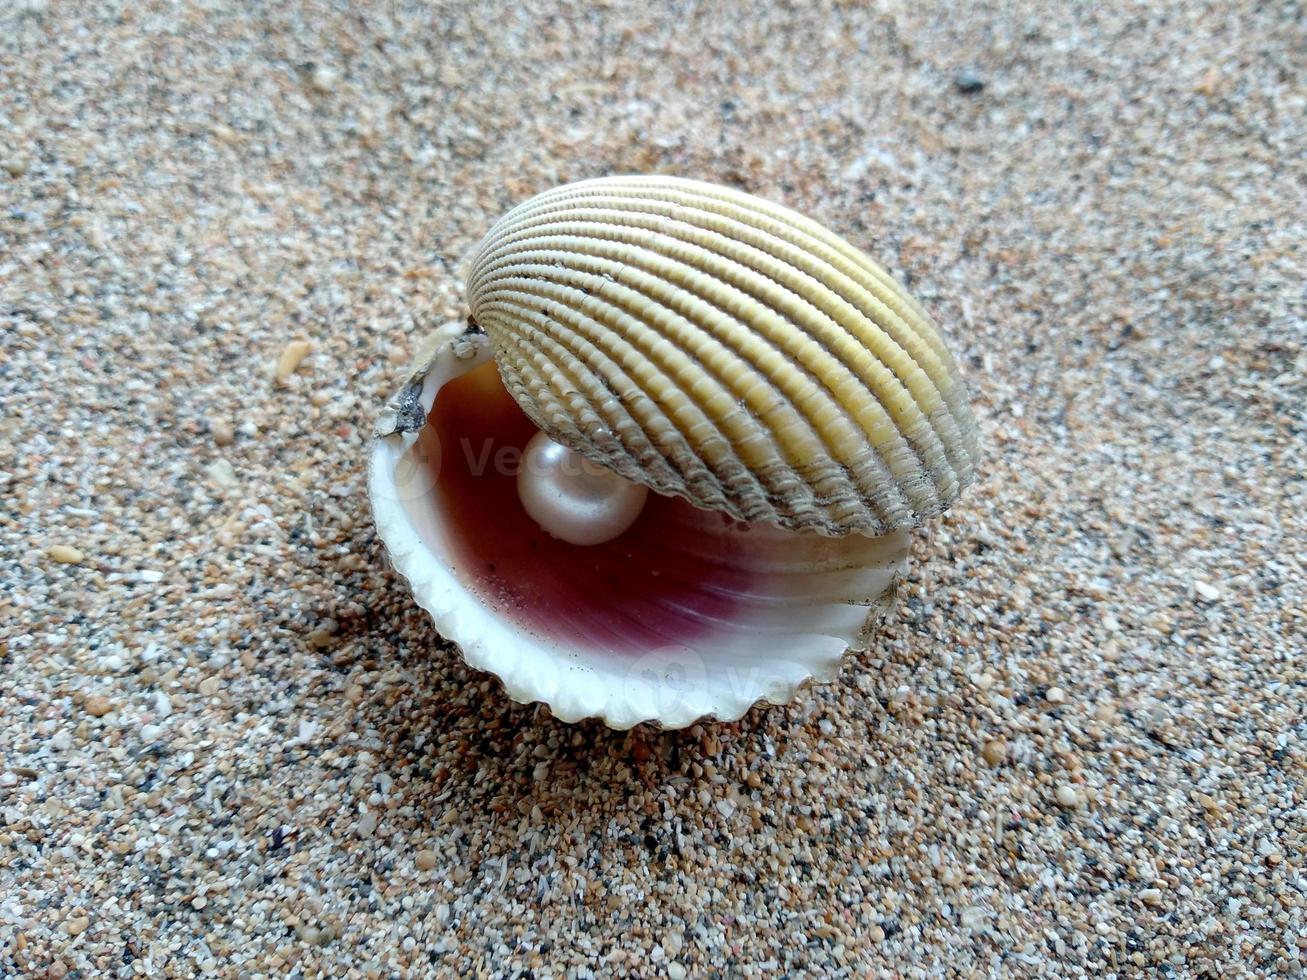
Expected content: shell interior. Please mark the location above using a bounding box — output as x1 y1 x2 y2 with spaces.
370 322 910 729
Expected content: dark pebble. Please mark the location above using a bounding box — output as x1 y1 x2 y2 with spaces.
955 71 985 94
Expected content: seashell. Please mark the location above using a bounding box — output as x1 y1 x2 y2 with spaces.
370 176 977 729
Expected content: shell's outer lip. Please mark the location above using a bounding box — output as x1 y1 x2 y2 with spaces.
373 320 491 440
369 323 911 730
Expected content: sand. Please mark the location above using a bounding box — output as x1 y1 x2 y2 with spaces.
2 1 1303 976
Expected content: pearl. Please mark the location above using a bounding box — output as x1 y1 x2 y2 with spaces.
517 431 648 546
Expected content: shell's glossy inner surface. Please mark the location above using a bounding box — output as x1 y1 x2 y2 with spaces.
410 361 901 654
420 361 752 649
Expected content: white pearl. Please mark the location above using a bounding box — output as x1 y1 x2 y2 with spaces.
517 431 648 546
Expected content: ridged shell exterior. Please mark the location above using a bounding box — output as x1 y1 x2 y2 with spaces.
466 175 978 535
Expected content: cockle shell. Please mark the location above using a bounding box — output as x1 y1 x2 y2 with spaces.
467 176 978 535
370 176 977 729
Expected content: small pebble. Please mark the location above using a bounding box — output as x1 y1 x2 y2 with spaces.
309 65 337 93
83 695 114 718
211 419 236 446
47 544 84 564
981 739 1006 766
206 458 240 490
1055 785 1081 809
307 627 336 649
954 70 985 94
1045 686 1067 705
415 849 438 871
358 811 378 837
1193 580 1221 602
276 339 312 381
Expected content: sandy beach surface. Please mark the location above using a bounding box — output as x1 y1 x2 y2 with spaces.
2 1 1303 976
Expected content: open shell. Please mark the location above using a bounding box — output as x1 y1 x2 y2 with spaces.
371 322 911 728
370 177 977 729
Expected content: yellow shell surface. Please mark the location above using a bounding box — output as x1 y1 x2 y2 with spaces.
465 176 978 535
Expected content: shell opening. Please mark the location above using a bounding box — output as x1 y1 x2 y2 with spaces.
517 431 649 546
370 325 915 728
